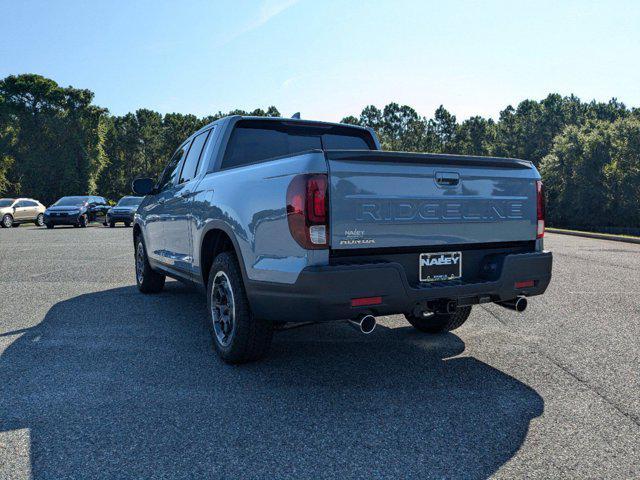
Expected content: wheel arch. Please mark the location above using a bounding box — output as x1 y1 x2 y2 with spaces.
199 223 248 288
133 222 143 248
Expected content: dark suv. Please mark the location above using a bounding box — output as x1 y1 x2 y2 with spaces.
105 196 142 227
44 196 110 228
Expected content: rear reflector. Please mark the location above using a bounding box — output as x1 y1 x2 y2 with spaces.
351 296 383 307
515 280 535 289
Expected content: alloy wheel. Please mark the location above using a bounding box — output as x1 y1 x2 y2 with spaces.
136 242 145 285
210 271 236 347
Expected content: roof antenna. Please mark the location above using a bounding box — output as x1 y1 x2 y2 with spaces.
291 112 301 119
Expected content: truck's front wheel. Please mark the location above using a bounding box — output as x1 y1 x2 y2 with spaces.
404 306 472 333
207 252 273 364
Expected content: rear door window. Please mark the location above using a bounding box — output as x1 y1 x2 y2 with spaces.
179 130 211 184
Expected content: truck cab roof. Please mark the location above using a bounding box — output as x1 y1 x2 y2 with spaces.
193 115 381 150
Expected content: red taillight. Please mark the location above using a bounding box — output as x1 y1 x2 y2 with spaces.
287 174 329 249
307 176 327 223
515 280 535 289
536 180 545 238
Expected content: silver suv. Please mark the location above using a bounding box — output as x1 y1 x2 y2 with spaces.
0 198 46 228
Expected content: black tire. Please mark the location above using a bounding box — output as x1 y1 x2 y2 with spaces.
79 215 88 228
207 251 273 364
404 306 472 333
35 213 44 226
2 214 13 228
135 237 165 293
109 222 115 228
45 223 54 229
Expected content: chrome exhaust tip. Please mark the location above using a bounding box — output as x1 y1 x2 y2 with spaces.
348 314 377 334
497 296 528 312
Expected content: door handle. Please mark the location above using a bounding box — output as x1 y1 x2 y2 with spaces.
435 172 460 186
180 190 202 199
157 198 166 205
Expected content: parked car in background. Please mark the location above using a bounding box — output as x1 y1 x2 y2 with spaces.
105 196 143 227
0 198 46 228
132 115 552 364
44 195 110 228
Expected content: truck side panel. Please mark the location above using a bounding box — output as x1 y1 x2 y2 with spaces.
190 151 329 285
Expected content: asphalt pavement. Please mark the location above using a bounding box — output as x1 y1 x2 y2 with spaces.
0 226 638 479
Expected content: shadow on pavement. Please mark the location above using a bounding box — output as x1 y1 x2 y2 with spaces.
0 284 543 479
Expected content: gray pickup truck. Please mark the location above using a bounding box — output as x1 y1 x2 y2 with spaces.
132 116 552 363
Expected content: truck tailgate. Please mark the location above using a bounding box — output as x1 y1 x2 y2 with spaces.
326 150 539 249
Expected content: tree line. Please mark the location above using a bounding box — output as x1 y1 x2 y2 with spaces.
1 73 639 231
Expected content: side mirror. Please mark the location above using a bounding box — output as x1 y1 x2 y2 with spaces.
132 178 155 196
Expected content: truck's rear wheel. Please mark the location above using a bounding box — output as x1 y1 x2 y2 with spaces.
207 251 273 364
404 306 472 333
135 238 165 293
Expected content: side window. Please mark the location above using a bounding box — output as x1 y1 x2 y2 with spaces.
24 200 38 207
157 143 189 191
16 200 26 207
179 129 211 184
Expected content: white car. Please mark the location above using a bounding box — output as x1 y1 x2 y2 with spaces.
0 198 47 228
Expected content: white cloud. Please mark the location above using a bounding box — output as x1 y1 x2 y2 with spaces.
226 0 299 44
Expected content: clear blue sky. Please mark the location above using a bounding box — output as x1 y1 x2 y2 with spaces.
1 0 639 121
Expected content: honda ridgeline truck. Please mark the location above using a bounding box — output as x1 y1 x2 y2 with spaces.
132 116 552 363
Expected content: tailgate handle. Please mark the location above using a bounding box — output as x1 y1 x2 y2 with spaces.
435 172 460 186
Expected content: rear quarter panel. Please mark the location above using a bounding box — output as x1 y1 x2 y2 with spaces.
191 151 329 284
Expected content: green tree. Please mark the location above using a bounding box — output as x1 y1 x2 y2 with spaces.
540 121 613 228
0 74 108 204
602 117 640 227
430 105 458 153
452 116 495 156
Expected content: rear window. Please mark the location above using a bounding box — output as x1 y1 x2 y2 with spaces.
221 120 375 169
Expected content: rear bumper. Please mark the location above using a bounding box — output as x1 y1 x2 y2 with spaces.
248 251 552 323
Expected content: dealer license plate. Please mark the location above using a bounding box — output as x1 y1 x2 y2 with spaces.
419 252 462 282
